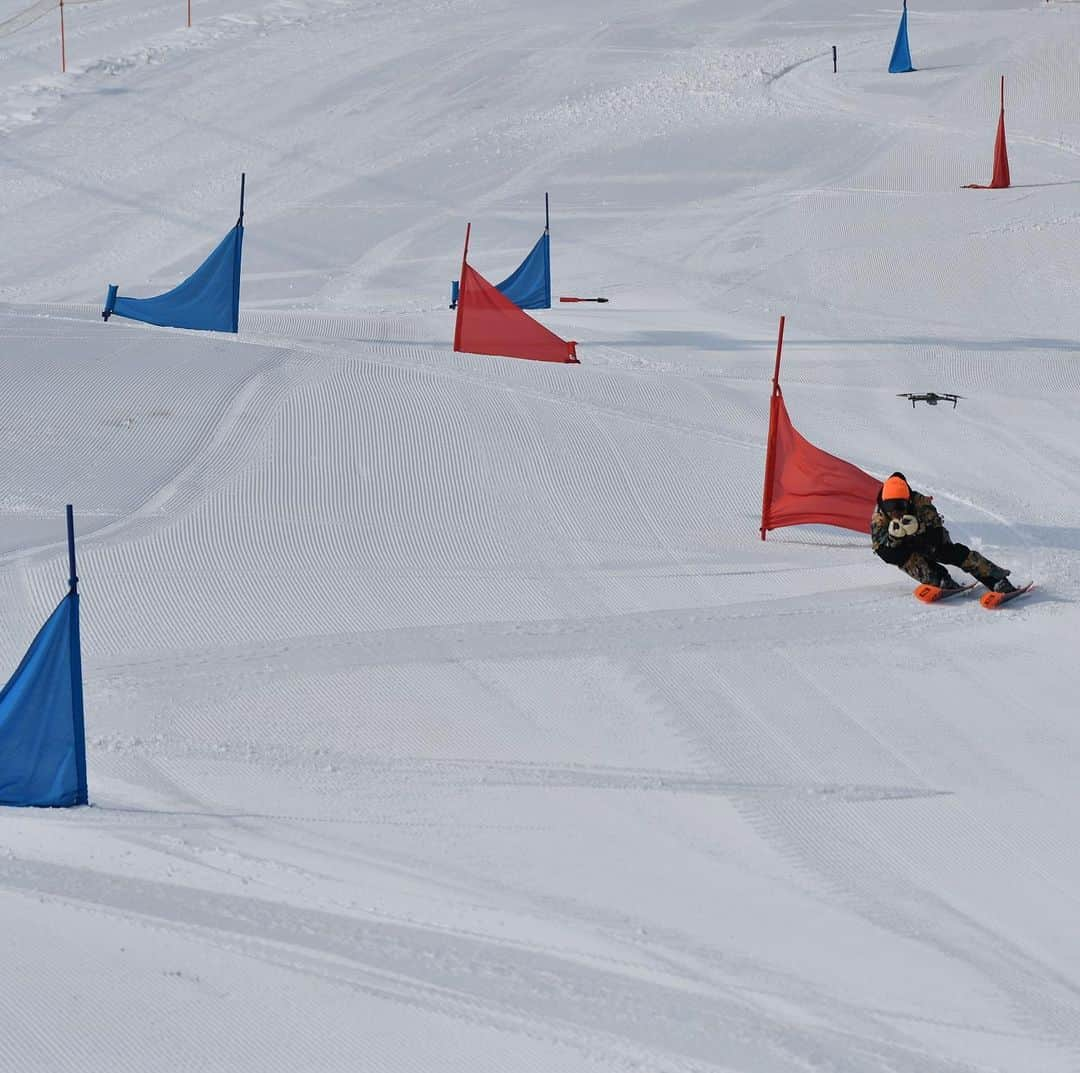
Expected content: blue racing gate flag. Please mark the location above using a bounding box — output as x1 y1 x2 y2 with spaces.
0 507 87 807
103 175 246 333
495 231 551 310
450 193 552 310
888 1 915 74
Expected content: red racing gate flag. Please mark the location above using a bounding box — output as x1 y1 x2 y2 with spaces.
964 76 1010 190
760 317 880 538
453 224 578 364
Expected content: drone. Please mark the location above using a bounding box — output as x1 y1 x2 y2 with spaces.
897 392 963 409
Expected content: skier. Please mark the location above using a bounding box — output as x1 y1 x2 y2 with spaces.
871 472 1016 593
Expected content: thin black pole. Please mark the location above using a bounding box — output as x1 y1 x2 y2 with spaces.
66 504 78 593
832 46 837 74
64 503 88 804
238 172 246 226
545 191 549 233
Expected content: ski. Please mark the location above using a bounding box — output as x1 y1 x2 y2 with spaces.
914 581 977 604
980 582 1035 610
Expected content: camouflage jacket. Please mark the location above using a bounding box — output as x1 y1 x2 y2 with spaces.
871 491 947 565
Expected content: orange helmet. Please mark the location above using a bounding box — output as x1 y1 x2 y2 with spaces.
881 474 911 502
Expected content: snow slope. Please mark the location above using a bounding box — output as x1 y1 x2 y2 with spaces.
2 0 1080 1070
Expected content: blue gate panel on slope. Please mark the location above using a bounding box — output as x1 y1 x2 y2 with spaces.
888 3 914 73
451 230 550 311
0 592 87 808
103 224 243 333
495 231 550 310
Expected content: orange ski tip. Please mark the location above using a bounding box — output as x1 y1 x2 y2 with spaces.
979 582 1034 609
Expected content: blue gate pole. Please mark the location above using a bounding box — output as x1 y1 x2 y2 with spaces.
65 504 88 804
66 503 78 593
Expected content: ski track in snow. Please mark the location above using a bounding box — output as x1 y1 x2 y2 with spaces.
3 1 1080 1071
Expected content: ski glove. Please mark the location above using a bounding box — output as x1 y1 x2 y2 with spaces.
888 515 919 539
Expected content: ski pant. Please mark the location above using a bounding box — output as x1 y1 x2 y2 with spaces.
895 540 1010 589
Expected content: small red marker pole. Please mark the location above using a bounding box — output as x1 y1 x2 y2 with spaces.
559 296 609 303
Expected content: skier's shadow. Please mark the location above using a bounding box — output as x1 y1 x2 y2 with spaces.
961 522 1080 553
952 523 1076 603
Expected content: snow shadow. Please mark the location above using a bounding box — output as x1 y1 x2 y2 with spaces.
961 522 1080 554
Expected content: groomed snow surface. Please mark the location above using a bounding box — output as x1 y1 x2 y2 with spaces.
2 0 1080 1070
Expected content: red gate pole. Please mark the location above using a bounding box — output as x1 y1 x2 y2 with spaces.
452 223 471 353
187 0 191 28
759 315 786 540
59 0 66 73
